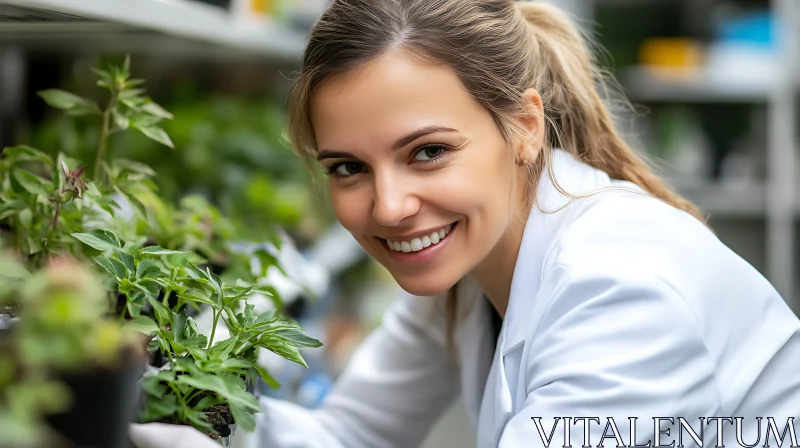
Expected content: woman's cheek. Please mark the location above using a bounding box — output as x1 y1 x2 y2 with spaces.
330 183 371 233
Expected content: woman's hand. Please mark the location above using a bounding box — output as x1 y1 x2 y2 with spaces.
129 423 222 448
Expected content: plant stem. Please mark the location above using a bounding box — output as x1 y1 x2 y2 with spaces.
50 200 60 235
224 308 238 331
94 92 117 182
207 310 219 349
162 288 172 307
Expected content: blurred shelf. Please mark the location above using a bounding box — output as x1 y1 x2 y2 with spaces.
669 178 767 217
0 0 307 60
621 66 773 103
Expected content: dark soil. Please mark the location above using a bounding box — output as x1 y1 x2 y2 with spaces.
156 402 233 440
205 404 233 438
0 303 19 318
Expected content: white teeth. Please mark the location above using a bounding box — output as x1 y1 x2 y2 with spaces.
422 236 431 248
385 223 455 253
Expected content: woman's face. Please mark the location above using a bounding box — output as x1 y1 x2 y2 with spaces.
311 49 528 297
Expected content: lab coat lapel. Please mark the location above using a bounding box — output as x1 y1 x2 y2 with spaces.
476 149 615 447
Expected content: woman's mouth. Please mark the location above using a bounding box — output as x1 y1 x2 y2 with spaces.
380 222 457 264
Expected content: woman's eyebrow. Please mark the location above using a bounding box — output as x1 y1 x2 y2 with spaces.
392 125 458 150
316 125 458 161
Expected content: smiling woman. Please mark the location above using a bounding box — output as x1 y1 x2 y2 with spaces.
131 1 800 447
310 49 530 300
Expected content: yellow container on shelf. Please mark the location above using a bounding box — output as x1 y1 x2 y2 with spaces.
639 38 704 77
251 0 272 15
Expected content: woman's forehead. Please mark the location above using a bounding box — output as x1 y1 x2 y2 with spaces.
309 49 483 151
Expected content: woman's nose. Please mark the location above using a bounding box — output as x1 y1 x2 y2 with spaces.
372 172 420 227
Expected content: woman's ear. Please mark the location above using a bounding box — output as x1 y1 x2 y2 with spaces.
515 88 545 164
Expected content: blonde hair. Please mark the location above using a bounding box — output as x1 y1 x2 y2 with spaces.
287 0 705 347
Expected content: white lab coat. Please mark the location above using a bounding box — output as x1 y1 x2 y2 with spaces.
243 149 800 448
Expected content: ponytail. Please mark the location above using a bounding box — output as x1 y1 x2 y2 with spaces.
516 2 705 222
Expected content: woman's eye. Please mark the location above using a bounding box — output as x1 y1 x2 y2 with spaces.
414 145 446 161
334 162 364 177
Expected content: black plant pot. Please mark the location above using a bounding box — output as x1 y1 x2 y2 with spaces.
47 357 146 448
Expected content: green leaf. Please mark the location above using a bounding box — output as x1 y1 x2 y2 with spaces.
209 335 238 361
139 246 188 256
264 342 308 368
17 208 32 230
133 124 174 149
136 259 163 278
172 309 187 339
2 145 53 166
109 258 130 279
140 100 174 120
93 68 114 89
271 327 323 349
205 268 223 300
140 371 169 397
140 394 178 422
179 290 215 307
37 89 97 113
184 408 215 434
94 255 120 278
175 373 260 415
135 279 160 297
66 101 102 116
147 295 172 327
230 403 256 432
114 158 157 177
124 316 158 334
127 290 146 317
12 168 52 196
72 229 121 251
27 236 42 254
186 345 208 361
256 365 280 389
111 108 130 130
115 248 135 273
191 395 219 412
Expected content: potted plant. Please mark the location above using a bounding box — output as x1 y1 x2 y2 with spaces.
0 253 146 448
0 56 322 444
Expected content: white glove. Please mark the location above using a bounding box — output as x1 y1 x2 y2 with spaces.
130 423 222 448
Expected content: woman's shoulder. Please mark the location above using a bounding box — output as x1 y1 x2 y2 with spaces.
544 188 718 278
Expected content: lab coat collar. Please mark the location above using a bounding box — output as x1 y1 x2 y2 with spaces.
499 149 615 355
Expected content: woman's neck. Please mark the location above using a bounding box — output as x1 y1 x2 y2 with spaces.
469 210 528 319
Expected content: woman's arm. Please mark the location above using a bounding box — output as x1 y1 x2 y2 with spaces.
251 292 461 448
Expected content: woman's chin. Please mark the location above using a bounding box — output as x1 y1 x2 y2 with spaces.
391 274 458 298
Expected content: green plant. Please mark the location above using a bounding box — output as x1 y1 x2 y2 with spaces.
73 228 321 436
1 56 322 442
27 82 333 246
0 254 138 447
0 56 173 272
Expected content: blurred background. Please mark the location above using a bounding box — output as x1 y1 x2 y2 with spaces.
0 0 797 446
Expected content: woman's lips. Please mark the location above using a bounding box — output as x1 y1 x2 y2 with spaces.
382 222 457 264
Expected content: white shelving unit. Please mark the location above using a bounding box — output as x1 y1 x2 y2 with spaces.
603 0 800 310
670 179 768 217
620 67 773 104
0 0 307 60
